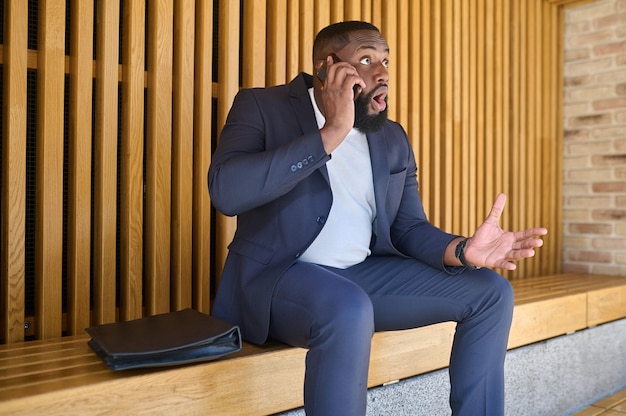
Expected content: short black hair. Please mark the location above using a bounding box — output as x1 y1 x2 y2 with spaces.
312 21 380 63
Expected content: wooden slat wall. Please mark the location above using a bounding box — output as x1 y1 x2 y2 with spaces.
0 0 582 344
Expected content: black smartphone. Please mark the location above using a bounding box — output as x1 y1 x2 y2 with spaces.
316 53 361 99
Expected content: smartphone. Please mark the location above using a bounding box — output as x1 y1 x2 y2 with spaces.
316 53 361 99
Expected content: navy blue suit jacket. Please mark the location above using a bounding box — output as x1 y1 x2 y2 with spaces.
208 73 458 345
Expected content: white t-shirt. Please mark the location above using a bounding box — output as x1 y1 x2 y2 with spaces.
298 88 377 268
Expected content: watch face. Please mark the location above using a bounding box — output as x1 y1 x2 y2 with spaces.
455 239 465 259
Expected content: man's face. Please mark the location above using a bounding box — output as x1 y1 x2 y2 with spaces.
335 30 390 133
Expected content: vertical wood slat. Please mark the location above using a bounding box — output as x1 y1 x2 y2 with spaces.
406 0 421 170
267 0 287 86
551 4 565 273
66 0 94 334
430 0 442 226
467 0 478 234
527 0 538 278
214 0 240 282
1 0 28 344
510 0 522 276
313 0 331 34
145 0 174 315
299 0 314 74
35 0 66 339
451 0 462 234
92 0 120 325
475 0 486 226
481 0 492 217
418 0 432 219
171 0 195 311
119 0 145 322
443 0 454 231
396 0 409 135
381 1 397 123
242 0 267 88
495 1 511 234
286 0 300 81
192 0 213 314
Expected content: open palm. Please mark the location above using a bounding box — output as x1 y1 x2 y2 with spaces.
464 194 548 271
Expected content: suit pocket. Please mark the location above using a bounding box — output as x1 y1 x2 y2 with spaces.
228 237 274 265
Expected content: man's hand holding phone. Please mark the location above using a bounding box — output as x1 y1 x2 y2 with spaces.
316 53 363 100
315 53 366 154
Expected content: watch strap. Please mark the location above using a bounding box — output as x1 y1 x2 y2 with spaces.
455 238 481 270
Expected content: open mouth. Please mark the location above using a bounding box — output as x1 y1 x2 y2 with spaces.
372 92 387 112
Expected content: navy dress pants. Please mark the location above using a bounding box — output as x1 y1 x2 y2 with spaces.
268 256 515 416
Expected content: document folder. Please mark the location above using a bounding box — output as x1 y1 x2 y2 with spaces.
86 309 242 370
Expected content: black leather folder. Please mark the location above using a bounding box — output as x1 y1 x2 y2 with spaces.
85 308 242 370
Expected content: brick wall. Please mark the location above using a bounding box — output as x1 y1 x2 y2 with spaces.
563 0 626 274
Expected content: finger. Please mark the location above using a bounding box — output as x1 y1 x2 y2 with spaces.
484 193 506 225
496 260 517 271
514 227 548 241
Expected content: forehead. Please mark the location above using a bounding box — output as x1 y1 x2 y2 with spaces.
338 30 389 56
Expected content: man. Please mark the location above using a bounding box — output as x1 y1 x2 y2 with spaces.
208 21 547 416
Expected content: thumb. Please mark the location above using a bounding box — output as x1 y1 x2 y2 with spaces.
485 193 506 225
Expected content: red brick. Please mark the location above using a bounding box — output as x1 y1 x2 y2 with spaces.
595 13 626 29
566 48 591 62
570 31 613 48
569 113 612 126
593 209 626 220
567 2 615 23
593 97 626 111
564 129 591 141
568 250 612 263
594 126 626 139
564 74 592 86
616 167 626 179
592 182 626 192
617 83 626 95
569 223 613 234
567 57 614 75
592 154 626 166
593 238 626 250
594 41 626 56
565 20 591 34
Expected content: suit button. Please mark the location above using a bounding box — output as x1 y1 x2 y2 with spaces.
297 161 303 169
316 216 326 224
291 164 297 172
308 156 315 163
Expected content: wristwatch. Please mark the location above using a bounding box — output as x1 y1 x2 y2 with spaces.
455 238 481 269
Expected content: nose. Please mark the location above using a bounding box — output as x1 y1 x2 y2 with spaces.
374 62 389 83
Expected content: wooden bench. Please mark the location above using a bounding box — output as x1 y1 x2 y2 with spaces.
1 273 625 416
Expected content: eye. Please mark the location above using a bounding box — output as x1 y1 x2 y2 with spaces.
382 59 389 68
359 57 371 65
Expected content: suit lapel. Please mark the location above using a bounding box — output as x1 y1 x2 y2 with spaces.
367 127 402 255
367 128 390 219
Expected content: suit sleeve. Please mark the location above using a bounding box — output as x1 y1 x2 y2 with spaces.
208 88 330 216
387 125 462 272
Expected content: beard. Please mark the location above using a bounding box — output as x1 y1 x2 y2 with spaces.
353 87 388 133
